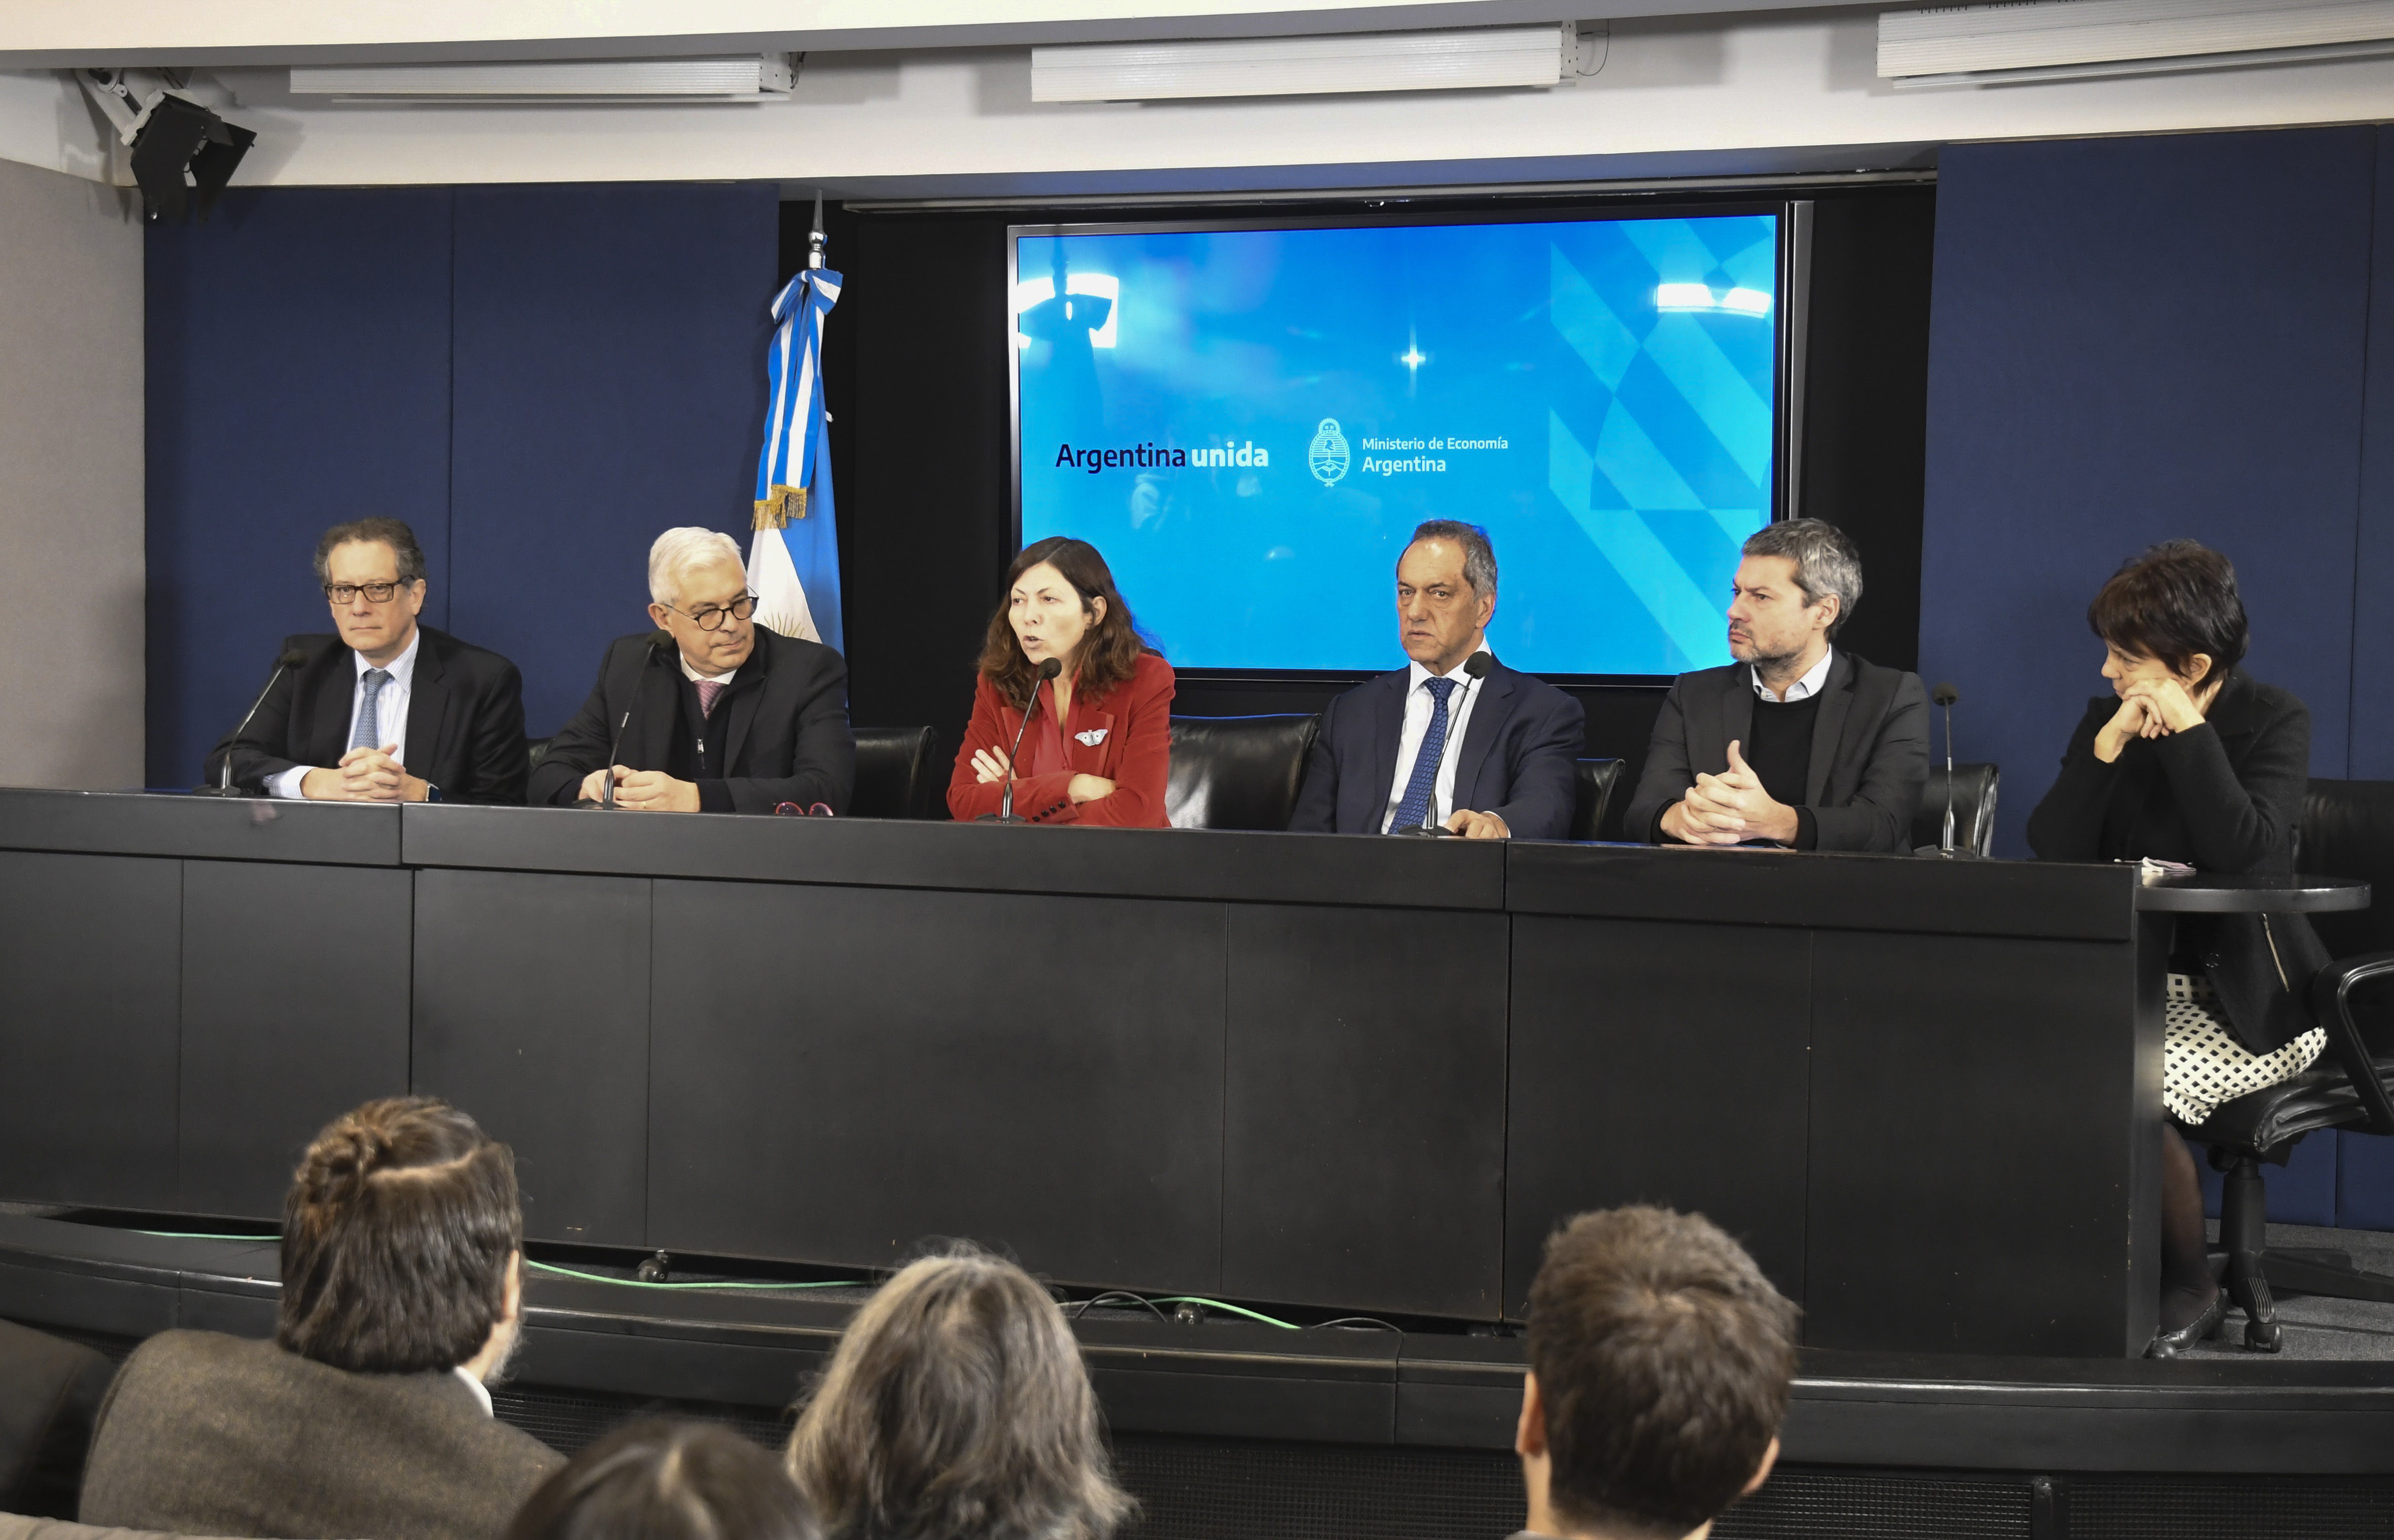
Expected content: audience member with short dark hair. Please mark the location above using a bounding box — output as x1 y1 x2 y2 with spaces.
785 1246 1131 1540
507 1420 819 1540
79 1098 562 1540
1512 1207 1797 1540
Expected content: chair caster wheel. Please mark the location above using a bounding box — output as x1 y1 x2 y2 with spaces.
2244 1319 2282 1353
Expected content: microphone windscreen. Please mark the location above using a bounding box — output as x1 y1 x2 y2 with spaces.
277 647 312 669
1463 651 1494 680
1933 682 1959 706
1038 657 1064 680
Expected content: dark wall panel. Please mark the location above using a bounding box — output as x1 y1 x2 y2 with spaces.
1919 129 2376 855
1505 916 1809 1315
412 868 650 1246
0 852 181 1209
147 189 455 789
178 860 413 1218
1806 930 2147 1357
1224 906 1508 1318
449 183 782 737
647 881 1225 1287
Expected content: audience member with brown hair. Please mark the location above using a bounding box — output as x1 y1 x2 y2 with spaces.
507 1420 819 1540
79 1097 561 1540
1512 1206 1797 1540
785 1246 1131 1540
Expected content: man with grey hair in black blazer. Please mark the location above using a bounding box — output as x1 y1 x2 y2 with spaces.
1622 519 1928 853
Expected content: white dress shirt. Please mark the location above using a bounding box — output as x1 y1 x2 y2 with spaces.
267 628 420 799
451 1364 493 1417
1751 646 1834 704
678 651 738 687
1380 653 1490 833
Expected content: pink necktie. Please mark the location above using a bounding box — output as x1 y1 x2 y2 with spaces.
695 679 724 718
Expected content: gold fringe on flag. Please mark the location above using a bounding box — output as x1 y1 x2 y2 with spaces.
753 485 809 529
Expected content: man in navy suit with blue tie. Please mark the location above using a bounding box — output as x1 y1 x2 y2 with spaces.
1289 521 1583 839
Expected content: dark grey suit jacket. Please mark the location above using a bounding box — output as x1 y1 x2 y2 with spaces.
1622 650 1930 853
79 1331 561 1540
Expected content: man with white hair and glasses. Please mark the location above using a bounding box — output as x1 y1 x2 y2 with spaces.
528 528 854 814
1622 518 1928 853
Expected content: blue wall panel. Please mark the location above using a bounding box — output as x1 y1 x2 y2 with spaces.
1919 129 2376 856
448 183 780 736
146 188 454 788
2352 128 2394 778
2198 1132 2339 1229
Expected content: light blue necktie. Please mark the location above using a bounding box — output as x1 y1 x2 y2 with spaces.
1390 676 1459 833
350 669 391 753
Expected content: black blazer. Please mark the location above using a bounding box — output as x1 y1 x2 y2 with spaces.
1287 661 1584 839
2026 668 2327 1055
202 626 528 805
1622 650 1930 853
528 625 855 815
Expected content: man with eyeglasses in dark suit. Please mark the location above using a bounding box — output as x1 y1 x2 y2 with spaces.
203 517 529 804
528 527 855 814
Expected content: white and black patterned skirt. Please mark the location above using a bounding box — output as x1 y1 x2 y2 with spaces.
2164 971 2324 1126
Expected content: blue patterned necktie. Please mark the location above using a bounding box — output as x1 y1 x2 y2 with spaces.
1390 675 1459 833
350 668 391 753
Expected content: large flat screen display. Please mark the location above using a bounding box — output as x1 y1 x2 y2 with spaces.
1012 210 1788 677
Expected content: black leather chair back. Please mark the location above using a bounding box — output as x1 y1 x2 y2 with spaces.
2302 779 2394 962
1571 759 1625 842
1913 764 2000 857
852 726 942 820
1167 715 1320 832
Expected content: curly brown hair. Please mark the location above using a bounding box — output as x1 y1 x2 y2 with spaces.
976 537 1157 709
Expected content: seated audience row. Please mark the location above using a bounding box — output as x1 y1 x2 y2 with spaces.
46 1096 1796 1540
201 512 1938 848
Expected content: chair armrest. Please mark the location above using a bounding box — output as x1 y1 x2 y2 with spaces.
2309 952 2394 1137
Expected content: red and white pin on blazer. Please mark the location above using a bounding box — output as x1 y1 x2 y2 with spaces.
1075 728 1108 746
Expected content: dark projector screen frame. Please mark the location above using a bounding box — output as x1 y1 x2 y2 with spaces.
1007 201 1811 688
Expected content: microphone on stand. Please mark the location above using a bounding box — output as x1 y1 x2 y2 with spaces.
195 645 314 797
1916 681 1980 859
979 657 1063 824
1394 651 1493 837
580 631 672 809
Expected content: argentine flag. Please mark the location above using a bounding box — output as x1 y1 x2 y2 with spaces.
751 267 843 653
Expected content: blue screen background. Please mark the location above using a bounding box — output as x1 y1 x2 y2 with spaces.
1015 214 1779 675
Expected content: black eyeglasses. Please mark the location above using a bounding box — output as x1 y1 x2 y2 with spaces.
325 582 407 604
662 594 759 631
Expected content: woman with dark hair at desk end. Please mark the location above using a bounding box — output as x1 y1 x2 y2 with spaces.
947 536 1175 826
2027 540 2330 1358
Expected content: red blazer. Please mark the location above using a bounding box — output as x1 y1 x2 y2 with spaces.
947 652 1175 826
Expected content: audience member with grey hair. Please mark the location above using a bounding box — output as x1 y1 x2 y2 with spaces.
786 1246 1131 1540
1290 519 1583 839
527 526 854 814
1622 518 1927 853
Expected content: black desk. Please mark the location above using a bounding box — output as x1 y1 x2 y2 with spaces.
0 788 2174 1356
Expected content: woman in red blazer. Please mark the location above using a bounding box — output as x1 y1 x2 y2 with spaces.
947 537 1175 827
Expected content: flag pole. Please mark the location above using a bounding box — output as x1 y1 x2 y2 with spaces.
808 189 826 270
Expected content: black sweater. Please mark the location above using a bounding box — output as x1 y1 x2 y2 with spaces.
2026 668 2326 1054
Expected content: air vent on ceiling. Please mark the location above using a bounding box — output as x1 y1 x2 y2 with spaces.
1879 0 2394 87
289 55 796 102
1031 24 1574 102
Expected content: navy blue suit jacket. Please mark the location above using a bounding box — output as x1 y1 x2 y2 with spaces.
1288 661 1584 838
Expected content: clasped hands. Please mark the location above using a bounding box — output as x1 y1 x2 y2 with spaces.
575 765 701 812
969 746 1115 806
301 744 430 803
1659 740 1798 846
2095 678 2209 763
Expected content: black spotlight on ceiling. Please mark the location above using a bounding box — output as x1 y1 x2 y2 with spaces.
76 69 256 223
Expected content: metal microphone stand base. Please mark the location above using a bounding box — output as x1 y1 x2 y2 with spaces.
1390 824 1456 837
1912 844 1989 859
973 813 1030 824
188 785 251 798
